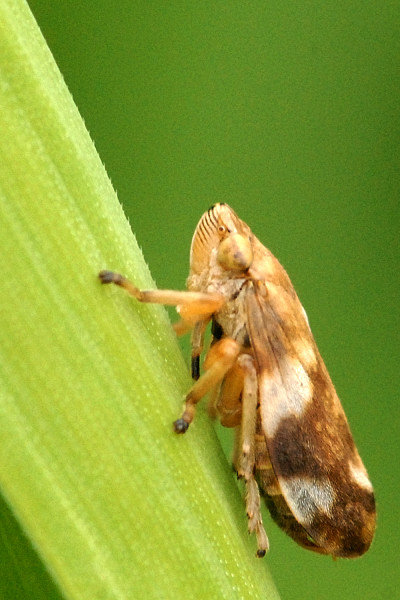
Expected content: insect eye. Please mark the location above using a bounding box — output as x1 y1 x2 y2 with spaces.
217 233 253 272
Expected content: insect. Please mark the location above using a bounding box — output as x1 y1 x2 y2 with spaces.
99 203 376 558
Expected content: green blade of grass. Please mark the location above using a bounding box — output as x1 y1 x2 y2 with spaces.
0 1 280 598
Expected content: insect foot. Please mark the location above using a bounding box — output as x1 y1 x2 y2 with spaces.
173 418 189 434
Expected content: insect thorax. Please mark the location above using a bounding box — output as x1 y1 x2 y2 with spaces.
211 278 251 348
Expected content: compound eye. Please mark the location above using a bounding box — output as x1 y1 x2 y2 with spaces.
217 233 253 272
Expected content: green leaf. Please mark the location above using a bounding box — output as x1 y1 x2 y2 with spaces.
0 1 279 598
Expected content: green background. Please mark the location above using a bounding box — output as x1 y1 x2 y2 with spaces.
26 2 399 599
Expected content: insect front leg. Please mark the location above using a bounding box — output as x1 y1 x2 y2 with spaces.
233 354 269 557
99 270 225 332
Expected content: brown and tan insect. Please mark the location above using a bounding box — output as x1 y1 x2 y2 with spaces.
99 203 376 558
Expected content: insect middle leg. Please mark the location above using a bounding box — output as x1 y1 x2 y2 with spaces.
174 337 242 433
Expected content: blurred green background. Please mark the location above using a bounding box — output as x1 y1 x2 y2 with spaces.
26 1 399 598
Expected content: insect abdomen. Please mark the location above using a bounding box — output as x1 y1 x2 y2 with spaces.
254 414 375 557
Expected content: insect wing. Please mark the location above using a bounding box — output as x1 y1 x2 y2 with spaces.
246 281 376 557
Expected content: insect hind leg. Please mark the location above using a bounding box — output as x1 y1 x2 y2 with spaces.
233 354 269 557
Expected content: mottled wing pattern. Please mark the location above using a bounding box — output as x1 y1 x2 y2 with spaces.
246 281 376 557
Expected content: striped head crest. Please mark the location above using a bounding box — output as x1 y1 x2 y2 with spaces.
190 203 253 276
